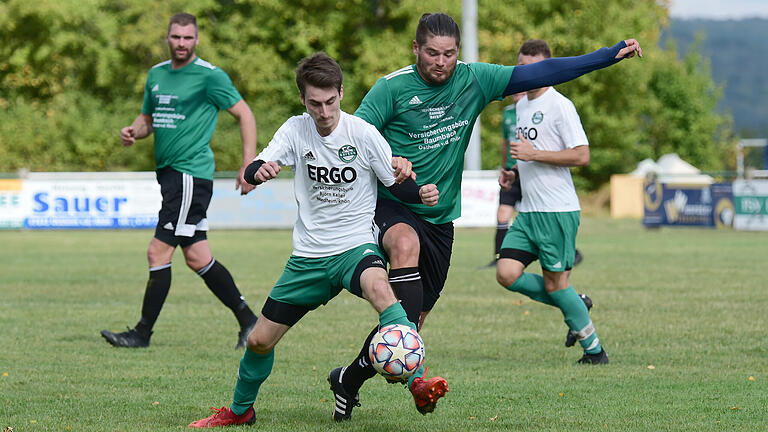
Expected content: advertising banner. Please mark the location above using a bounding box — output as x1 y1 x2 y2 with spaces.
455 171 500 227
0 179 24 228
643 181 734 228
732 179 768 230
208 179 297 229
21 173 161 229
1 171 505 230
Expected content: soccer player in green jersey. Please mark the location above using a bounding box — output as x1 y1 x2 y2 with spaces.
333 12 642 415
101 13 259 349
188 53 439 428
497 39 606 364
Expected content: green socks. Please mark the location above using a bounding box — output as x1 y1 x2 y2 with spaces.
231 348 275 415
549 287 602 354
379 301 416 330
507 275 602 355
505 272 556 306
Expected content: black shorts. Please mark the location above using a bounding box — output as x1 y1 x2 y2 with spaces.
499 176 521 206
374 199 454 312
154 167 212 248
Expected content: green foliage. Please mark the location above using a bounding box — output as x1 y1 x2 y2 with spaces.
662 18 768 138
0 0 735 189
475 0 735 189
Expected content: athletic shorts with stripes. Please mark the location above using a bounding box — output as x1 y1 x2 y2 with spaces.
373 198 454 312
153 166 212 248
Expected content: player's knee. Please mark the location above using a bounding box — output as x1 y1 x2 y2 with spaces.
365 278 396 307
147 245 168 267
185 255 205 271
246 333 277 353
388 234 420 263
496 264 521 287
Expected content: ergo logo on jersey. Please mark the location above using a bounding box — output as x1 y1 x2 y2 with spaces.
307 164 357 184
517 126 538 140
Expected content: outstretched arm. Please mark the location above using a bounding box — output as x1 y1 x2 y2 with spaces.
504 39 642 96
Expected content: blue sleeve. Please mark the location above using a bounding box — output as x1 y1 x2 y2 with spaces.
504 41 627 96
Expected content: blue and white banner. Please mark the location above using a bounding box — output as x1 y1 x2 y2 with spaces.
1 171 504 230
21 173 161 229
643 181 734 228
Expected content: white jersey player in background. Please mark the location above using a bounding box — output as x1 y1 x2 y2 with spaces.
189 52 439 428
496 39 607 365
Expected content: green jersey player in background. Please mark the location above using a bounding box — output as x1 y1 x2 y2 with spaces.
101 13 259 350
188 53 440 428
333 12 642 415
497 39 606 364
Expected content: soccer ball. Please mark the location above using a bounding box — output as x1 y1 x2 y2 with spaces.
368 324 425 380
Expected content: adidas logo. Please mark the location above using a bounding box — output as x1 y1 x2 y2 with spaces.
363 249 375 255
553 261 562 269
303 150 316 161
408 95 422 105
152 84 159 91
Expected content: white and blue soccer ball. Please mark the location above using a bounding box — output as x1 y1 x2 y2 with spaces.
368 324 425 380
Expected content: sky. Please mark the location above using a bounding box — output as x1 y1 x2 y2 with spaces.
668 0 768 19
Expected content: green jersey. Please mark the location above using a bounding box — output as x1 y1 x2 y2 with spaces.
501 104 517 170
141 57 242 180
356 62 515 224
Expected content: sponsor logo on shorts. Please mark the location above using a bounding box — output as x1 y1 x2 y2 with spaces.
363 249 375 255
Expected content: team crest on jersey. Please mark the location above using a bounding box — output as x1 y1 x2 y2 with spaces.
338 145 357 163
532 111 544 124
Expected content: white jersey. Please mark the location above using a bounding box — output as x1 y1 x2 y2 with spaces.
515 87 588 213
256 111 396 257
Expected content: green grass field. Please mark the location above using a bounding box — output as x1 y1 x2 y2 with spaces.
1 217 766 431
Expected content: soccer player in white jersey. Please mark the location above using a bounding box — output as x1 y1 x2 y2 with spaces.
188 53 440 428
496 39 607 364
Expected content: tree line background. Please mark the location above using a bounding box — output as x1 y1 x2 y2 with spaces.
0 0 735 190
661 17 768 139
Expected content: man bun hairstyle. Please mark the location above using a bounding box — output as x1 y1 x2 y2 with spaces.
518 39 552 59
415 13 461 48
295 52 343 97
168 12 197 34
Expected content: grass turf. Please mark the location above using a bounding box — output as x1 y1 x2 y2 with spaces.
0 217 766 431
